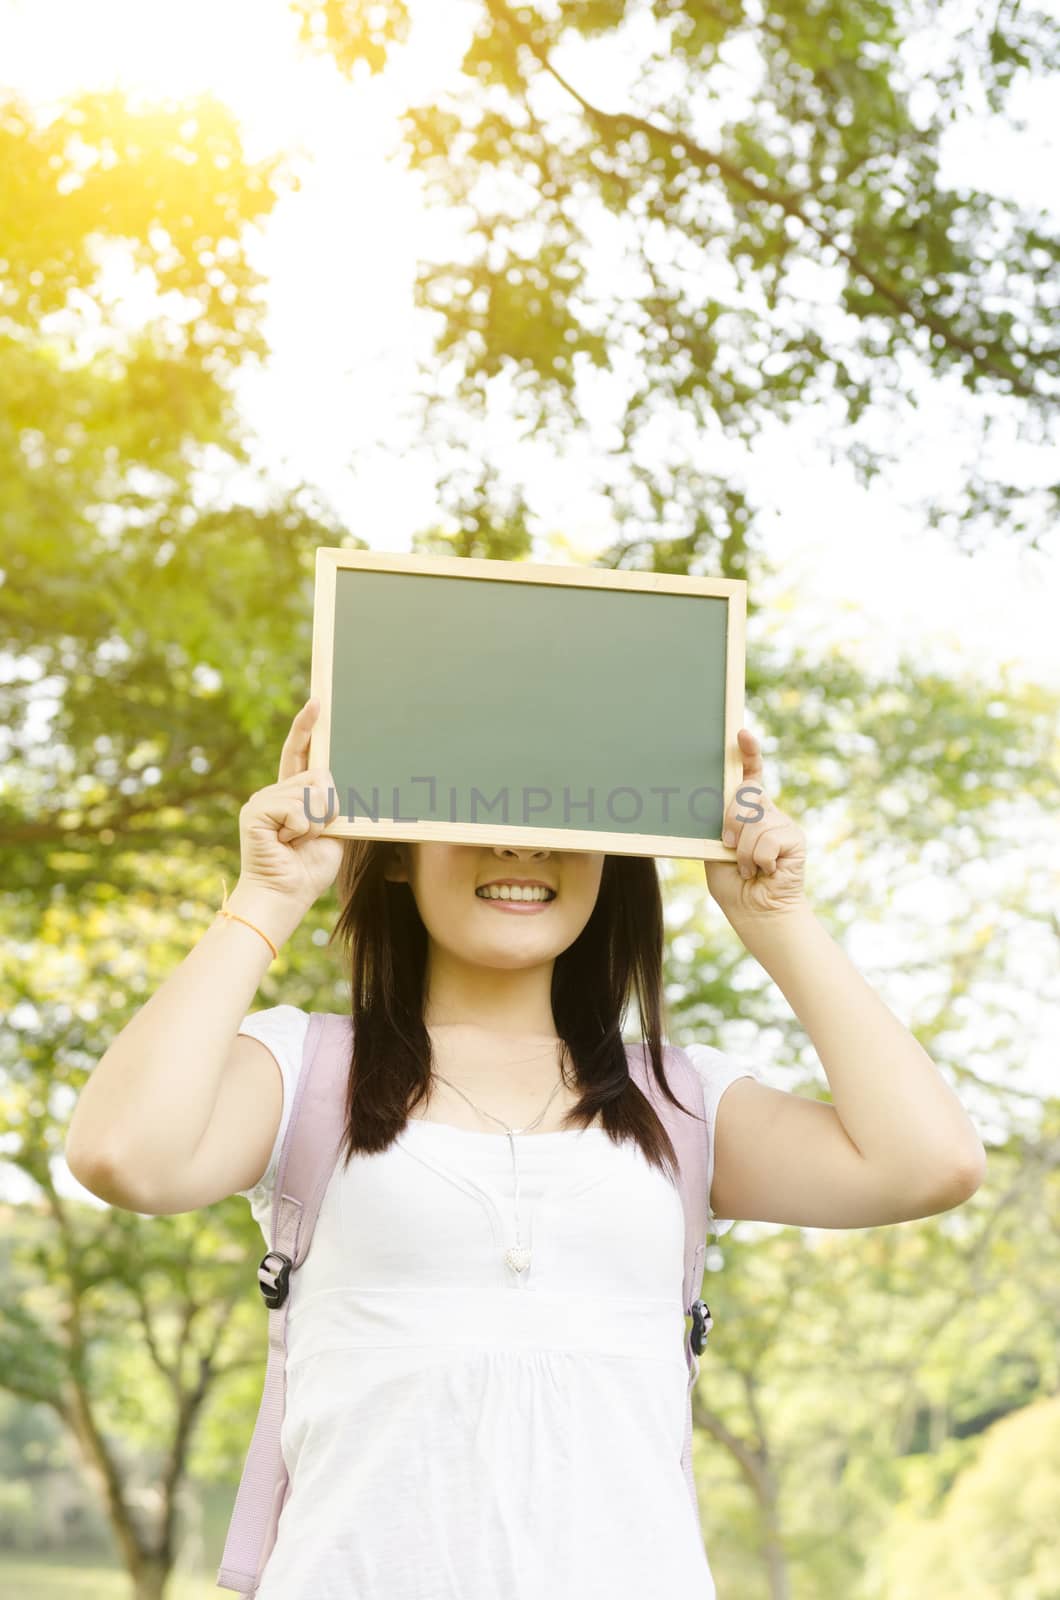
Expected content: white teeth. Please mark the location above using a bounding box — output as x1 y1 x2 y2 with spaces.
476 885 554 902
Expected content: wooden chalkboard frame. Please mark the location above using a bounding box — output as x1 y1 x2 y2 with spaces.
308 547 746 863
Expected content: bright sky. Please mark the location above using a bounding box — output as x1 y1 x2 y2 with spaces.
2 1 1056 1209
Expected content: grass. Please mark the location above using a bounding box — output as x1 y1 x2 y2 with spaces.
0 1552 222 1599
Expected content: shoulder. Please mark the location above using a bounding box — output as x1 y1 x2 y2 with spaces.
231 1007 316 1209
628 1038 763 1110
237 1003 313 1051
235 1007 350 1113
678 1040 765 1118
673 1042 767 1237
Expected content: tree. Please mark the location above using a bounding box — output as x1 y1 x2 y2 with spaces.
0 87 349 900
0 85 349 1598
0 1187 266 1600
293 0 1060 557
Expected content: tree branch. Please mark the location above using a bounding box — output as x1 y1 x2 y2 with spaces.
484 0 1041 401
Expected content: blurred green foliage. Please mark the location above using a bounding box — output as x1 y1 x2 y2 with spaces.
1 6 1058 1598
297 0 1059 554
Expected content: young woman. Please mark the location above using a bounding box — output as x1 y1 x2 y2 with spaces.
66 696 986 1600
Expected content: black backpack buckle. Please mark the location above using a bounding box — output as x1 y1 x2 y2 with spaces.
258 1250 293 1310
689 1298 713 1356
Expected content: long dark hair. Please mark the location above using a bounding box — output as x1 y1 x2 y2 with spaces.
326 841 702 1186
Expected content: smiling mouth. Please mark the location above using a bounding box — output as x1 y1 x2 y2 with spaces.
475 886 557 904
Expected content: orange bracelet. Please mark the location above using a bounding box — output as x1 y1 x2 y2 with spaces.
215 876 279 961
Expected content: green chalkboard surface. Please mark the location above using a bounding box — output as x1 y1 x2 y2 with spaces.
309 549 746 862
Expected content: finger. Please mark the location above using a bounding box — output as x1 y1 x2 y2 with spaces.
279 766 336 794
748 823 796 876
737 727 765 785
723 789 774 850
278 697 319 784
273 775 339 844
277 782 336 842
737 820 790 878
276 805 312 845
745 821 802 878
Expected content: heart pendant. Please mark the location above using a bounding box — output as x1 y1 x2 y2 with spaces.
504 1246 531 1274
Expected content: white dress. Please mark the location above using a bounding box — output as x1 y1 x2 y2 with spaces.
234 1005 762 1600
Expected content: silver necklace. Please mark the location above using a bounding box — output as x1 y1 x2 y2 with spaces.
429 1066 569 1276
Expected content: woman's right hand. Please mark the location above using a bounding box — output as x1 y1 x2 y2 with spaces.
237 697 345 909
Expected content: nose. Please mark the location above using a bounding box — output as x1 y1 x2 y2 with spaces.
492 845 551 860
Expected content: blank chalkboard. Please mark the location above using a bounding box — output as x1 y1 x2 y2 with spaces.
308 549 746 862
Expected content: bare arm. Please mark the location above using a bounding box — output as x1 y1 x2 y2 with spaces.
64 881 307 1191
704 728 986 1229
726 903 986 1188
64 696 342 1205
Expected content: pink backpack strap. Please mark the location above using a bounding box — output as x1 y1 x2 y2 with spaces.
624 1041 712 1520
216 1011 351 1596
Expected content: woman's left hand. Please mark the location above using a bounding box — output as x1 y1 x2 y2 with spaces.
705 728 808 923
